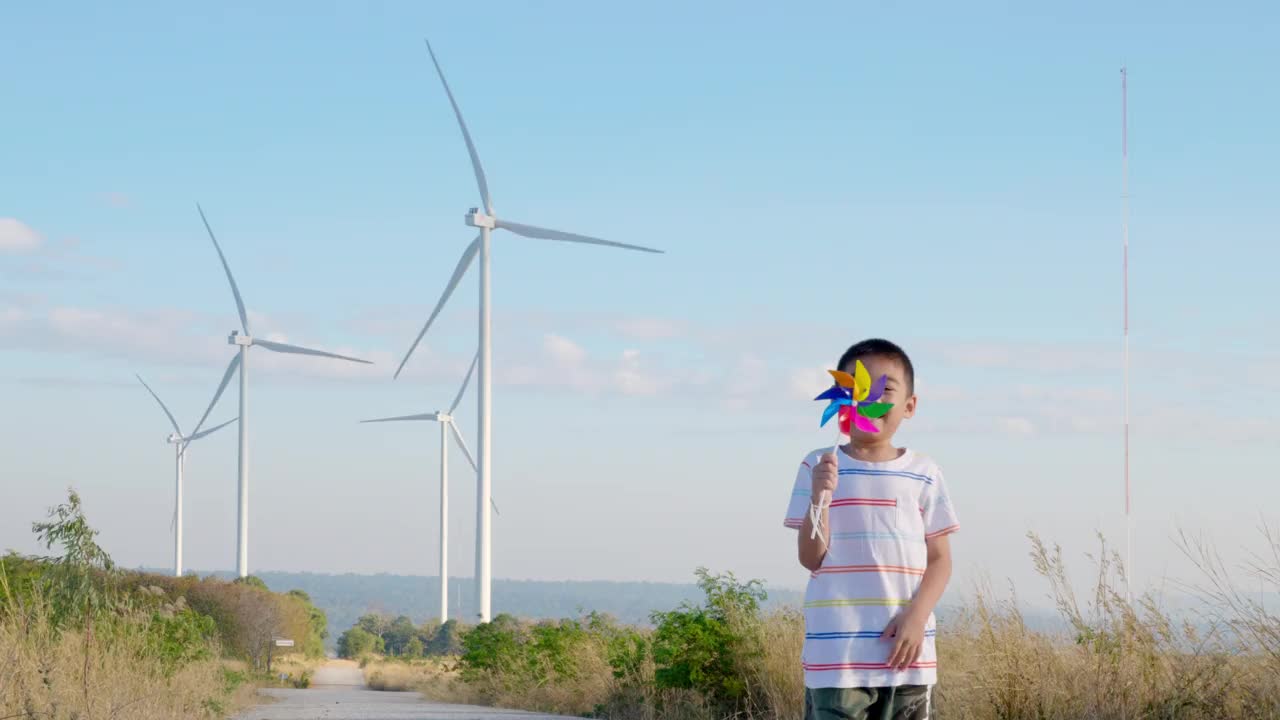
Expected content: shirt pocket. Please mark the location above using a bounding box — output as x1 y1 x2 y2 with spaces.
896 492 923 536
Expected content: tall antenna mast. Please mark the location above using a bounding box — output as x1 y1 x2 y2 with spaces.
1122 66 1132 599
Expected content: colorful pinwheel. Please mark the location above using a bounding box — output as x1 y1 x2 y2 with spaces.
814 360 894 434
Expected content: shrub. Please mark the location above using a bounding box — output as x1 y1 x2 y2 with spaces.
338 626 380 658
650 567 766 715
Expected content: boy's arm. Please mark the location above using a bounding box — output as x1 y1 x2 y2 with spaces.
909 534 953 619
797 503 829 572
883 534 953 669
796 452 838 572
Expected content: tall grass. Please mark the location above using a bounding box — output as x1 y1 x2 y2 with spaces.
0 566 256 719
1 489 315 718
384 530 1280 720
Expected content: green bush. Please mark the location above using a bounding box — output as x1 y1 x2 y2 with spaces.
145 606 218 674
405 635 425 658
650 567 767 715
337 626 380 658
428 618 465 656
587 611 649 681
459 613 524 680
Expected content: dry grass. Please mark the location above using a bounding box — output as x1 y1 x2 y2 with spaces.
0 601 257 719
362 657 452 692
384 530 1280 720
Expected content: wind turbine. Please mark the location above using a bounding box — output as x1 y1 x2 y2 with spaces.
395 40 663 622
362 352 499 623
136 374 236 577
189 204 373 578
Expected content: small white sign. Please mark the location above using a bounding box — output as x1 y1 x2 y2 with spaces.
274 639 295 647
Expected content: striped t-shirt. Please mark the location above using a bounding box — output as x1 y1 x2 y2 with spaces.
783 447 959 688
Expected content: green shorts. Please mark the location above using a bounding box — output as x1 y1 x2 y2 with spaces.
804 685 932 720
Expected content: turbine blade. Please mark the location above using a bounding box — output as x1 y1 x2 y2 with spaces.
359 413 440 423
196 204 251 334
254 339 373 364
491 498 500 516
136 374 182 436
424 39 492 213
495 219 664 254
449 352 479 414
394 235 480 379
447 421 477 473
187 353 241 441
186 417 237 442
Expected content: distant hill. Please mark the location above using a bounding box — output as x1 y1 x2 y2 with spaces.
180 571 807 647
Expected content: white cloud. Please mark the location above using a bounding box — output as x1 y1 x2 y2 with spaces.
543 334 587 367
101 192 132 208
789 366 832 401
0 306 26 330
615 349 665 396
931 339 1116 373
0 218 43 253
614 316 686 340
997 416 1036 436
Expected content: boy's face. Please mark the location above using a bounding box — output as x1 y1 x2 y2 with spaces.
842 354 916 442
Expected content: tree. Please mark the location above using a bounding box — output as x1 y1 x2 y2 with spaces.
337 626 379 659
383 615 417 656
356 613 387 636
31 488 118 628
428 619 464 656
404 636 425 658
288 589 329 658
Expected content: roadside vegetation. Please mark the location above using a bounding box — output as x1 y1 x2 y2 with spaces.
1 489 327 718
342 532 1280 720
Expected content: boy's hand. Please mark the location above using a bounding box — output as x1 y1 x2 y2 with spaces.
880 609 927 670
810 452 838 501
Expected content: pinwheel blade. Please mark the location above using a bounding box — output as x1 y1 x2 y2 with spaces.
854 361 872 401
853 414 880 434
856 402 893 419
828 369 857 389
864 375 887 403
814 385 851 402
820 402 842 427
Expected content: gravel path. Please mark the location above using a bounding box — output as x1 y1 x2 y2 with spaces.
234 661 576 720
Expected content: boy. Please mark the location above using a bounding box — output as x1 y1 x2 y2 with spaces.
783 339 958 720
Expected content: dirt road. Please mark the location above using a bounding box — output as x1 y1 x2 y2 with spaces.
234 660 575 720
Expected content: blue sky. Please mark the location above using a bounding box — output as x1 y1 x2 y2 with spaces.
2 1 1277 604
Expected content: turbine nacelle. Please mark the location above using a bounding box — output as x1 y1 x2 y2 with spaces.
465 209 496 230
229 332 254 347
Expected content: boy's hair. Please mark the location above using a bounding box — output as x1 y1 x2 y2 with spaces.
837 338 915 394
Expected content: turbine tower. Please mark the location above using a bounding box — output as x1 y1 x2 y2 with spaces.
396 40 664 621
189 205 373 578
136 374 235 577
1121 66 1133 597
363 353 491 623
